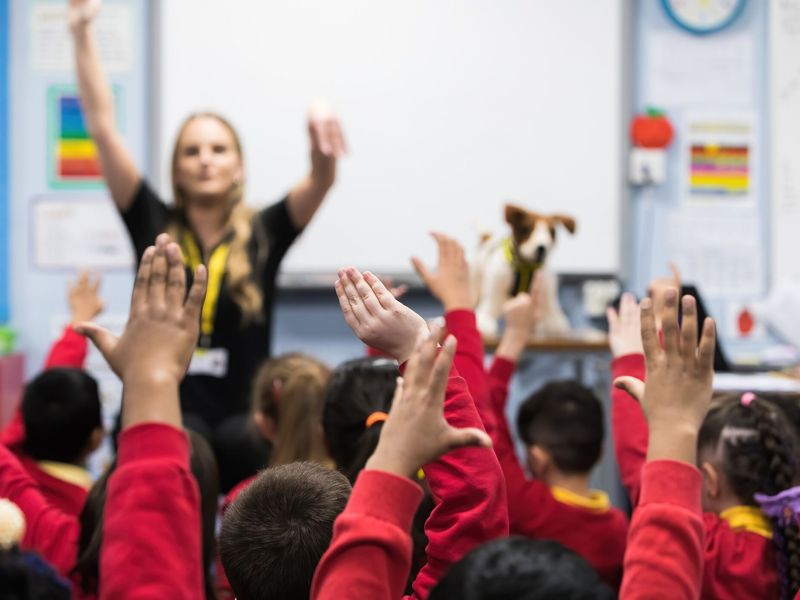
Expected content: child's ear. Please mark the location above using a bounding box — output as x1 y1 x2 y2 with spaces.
253 411 277 443
87 427 104 454
527 445 550 478
504 204 529 227
550 214 577 234
701 461 720 499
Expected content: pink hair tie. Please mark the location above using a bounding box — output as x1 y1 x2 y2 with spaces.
741 392 756 407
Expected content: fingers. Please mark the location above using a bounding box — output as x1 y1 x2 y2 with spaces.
339 268 370 324
411 256 431 286
528 269 543 296
331 119 348 156
639 297 660 359
620 292 638 317
148 235 170 310
447 427 492 451
429 334 456 404
348 268 383 316
660 288 680 356
73 322 118 361
335 278 361 330
613 376 646 402
606 306 619 330
184 265 207 324
411 328 441 391
165 243 187 311
668 262 681 287
131 246 155 311
697 317 716 373
680 295 698 365
363 271 396 310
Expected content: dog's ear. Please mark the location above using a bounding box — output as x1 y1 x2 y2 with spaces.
550 214 577 234
504 204 529 227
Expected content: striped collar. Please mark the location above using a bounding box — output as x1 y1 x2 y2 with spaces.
720 505 773 539
551 486 611 512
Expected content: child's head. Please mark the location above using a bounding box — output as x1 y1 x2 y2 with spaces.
22 368 103 465
219 461 351 600
429 536 613 600
251 353 330 467
0 548 72 600
322 357 399 482
698 394 800 598
516 380 604 478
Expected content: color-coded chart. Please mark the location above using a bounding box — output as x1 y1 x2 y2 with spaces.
689 144 749 196
56 95 101 180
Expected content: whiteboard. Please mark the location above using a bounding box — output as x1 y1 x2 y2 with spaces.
155 0 625 276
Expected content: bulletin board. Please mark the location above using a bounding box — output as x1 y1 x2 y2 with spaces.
0 0 8 322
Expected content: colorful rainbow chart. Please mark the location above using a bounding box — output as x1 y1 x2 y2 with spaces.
689 144 749 196
55 94 102 181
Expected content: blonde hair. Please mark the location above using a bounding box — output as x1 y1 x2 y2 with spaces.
252 353 331 467
169 112 263 322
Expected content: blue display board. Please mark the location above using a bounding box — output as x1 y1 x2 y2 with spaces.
0 0 7 322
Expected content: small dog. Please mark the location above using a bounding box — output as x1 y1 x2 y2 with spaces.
472 204 576 339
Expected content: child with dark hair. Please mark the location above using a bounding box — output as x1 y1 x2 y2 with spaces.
428 537 614 600
0 272 103 517
484 276 627 588
611 290 800 599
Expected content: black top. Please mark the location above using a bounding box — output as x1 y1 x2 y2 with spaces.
122 180 301 423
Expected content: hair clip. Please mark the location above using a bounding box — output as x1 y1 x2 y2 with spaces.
755 486 800 524
741 392 756 407
365 411 389 429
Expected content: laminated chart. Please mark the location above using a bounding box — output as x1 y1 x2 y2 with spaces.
47 85 120 188
689 143 749 195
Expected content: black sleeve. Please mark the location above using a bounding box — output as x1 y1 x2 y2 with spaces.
120 180 171 263
257 196 303 269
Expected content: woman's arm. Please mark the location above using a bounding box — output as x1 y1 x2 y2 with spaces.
286 102 346 229
69 0 140 212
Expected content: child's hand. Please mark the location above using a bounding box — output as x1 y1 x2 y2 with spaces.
495 271 542 361
606 292 643 358
68 271 104 324
365 328 491 478
75 234 207 385
411 232 472 312
614 290 716 464
648 263 681 330
336 267 428 364
68 0 101 30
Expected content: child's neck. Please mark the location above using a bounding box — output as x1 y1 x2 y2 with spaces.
546 470 592 498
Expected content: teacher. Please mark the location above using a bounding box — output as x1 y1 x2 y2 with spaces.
69 0 346 489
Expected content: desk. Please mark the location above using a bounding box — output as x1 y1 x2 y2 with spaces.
483 331 610 383
713 372 800 394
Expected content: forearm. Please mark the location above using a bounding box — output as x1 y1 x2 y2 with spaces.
121 377 183 430
72 23 116 137
287 166 335 229
495 327 528 363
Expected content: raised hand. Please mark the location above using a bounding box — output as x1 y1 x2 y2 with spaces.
308 100 347 159
648 262 681 330
68 270 104 324
75 234 207 385
607 292 644 358
68 0 101 30
335 267 428 364
614 290 716 464
365 328 492 478
411 232 472 312
495 271 543 361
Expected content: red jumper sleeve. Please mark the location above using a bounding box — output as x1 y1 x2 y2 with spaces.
311 469 424 600
44 326 89 369
99 423 203 600
610 353 647 506
443 309 495 436
409 366 509 600
620 461 704 600
0 442 79 576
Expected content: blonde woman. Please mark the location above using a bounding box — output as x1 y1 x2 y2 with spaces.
69 0 346 489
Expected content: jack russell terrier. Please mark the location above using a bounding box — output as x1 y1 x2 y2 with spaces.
472 204 576 339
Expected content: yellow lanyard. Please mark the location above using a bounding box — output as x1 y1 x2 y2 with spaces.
182 230 230 343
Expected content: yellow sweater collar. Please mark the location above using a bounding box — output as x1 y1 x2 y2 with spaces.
551 486 611 512
720 505 773 539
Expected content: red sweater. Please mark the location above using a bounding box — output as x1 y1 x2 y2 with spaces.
312 460 706 600
0 326 90 516
486 355 628 589
612 353 778 599
99 422 203 599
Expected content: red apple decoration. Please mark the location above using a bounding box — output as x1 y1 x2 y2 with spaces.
631 108 674 149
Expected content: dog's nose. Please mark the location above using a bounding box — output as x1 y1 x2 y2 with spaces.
534 245 547 264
